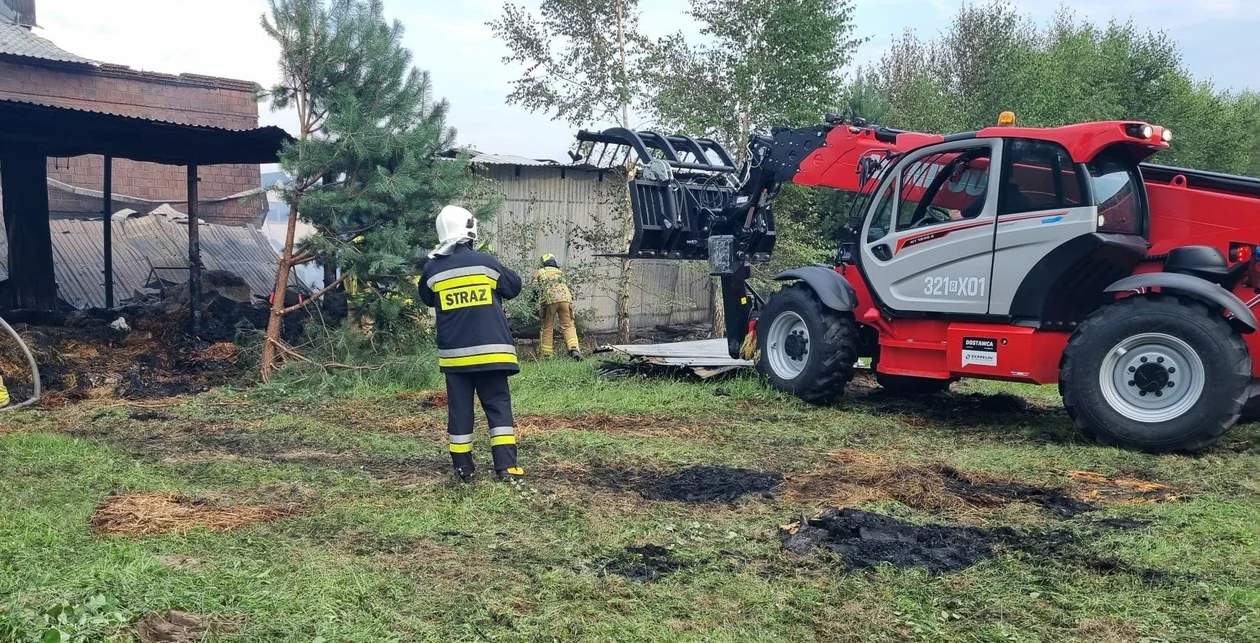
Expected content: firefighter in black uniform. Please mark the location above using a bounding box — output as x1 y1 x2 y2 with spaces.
419 205 524 483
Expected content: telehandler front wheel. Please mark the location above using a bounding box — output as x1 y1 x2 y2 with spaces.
1060 294 1251 453
756 283 858 405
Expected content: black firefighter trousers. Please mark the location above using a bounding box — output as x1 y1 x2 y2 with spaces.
445 371 518 474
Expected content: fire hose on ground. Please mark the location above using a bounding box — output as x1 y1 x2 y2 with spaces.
0 314 40 411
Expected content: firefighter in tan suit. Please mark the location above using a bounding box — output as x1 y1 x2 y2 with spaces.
535 254 581 360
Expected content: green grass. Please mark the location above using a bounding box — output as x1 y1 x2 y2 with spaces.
1 359 1258 642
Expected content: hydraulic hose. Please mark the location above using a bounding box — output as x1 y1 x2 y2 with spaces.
0 314 40 411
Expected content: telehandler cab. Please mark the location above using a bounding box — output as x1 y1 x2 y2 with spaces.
576 113 1260 453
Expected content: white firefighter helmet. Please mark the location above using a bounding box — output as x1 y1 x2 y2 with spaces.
435 205 478 245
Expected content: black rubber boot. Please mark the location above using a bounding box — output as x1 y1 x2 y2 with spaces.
496 467 524 484
454 466 476 484
569 349 583 361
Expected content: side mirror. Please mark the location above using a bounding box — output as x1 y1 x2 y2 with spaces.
858 156 882 188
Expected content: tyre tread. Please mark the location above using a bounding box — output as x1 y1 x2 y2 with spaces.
1060 294 1250 453
757 283 857 405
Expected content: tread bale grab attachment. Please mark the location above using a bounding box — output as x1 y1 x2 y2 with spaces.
574 125 833 358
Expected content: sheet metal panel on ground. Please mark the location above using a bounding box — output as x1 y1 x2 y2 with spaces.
0 211 285 309
599 338 752 378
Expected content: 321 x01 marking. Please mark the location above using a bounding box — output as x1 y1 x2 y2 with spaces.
923 276 987 297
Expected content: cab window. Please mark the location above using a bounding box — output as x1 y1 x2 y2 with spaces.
999 139 1085 215
1089 151 1143 235
893 147 991 231
866 178 896 243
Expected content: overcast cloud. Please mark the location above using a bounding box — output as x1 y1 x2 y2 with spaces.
35 0 1260 161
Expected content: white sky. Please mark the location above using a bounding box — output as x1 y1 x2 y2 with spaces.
34 0 1260 162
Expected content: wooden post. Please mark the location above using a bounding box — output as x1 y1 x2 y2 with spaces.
103 156 113 308
187 165 201 334
0 149 56 310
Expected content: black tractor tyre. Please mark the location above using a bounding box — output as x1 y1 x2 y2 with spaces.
755 283 858 405
875 372 954 396
1059 294 1251 453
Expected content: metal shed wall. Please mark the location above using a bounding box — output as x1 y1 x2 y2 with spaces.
477 164 712 332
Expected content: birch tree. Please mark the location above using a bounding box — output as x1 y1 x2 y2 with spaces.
258 0 486 380
490 0 651 342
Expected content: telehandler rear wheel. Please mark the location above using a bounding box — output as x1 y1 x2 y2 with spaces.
1060 294 1251 453
756 283 857 404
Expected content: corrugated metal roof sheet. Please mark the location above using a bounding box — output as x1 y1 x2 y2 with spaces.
443 149 607 171
0 211 295 309
469 152 561 167
0 98 291 165
0 97 276 133
0 22 94 65
604 339 752 367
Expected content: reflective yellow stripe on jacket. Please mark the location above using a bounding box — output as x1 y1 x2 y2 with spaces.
433 274 497 292
426 265 501 290
437 343 519 369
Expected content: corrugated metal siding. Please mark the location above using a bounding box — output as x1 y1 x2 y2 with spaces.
479 165 712 332
0 213 289 309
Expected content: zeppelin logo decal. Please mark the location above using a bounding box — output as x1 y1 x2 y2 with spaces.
961 337 998 368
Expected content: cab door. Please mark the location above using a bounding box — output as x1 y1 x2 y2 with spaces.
859 139 1002 316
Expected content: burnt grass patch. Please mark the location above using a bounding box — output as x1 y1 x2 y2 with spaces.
938 469 1092 518
570 463 784 503
643 466 784 502
599 545 694 582
780 507 1177 580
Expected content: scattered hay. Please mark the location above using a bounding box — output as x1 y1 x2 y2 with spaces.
0 302 309 407
384 416 445 435
89 491 302 537
136 610 209 642
249 482 319 506
1073 618 1143 643
422 390 448 408
786 450 1092 518
1068 471 1178 503
194 342 239 363
398 389 448 408
135 610 242 643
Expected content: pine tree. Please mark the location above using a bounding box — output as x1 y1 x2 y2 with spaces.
259 0 492 381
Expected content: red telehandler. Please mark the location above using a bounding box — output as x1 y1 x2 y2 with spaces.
576 112 1260 453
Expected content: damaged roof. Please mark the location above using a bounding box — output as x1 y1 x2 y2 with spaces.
0 22 95 65
0 97 291 165
0 210 296 309
442 148 607 170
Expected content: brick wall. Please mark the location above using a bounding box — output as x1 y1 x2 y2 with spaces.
0 58 266 226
